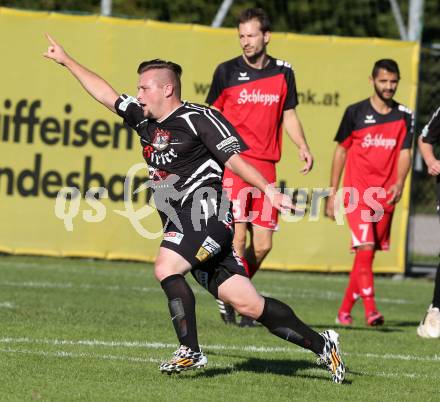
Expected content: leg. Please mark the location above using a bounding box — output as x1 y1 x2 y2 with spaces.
218 274 324 353
245 225 273 278
417 260 440 338
155 247 200 350
232 222 248 258
432 261 440 309
156 247 207 373
354 245 382 325
344 208 383 326
337 267 359 325
218 274 345 383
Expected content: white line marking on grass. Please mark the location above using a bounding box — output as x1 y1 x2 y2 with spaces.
0 302 15 309
0 280 412 305
1 346 437 381
0 347 231 369
1 337 440 363
306 367 440 380
0 281 163 294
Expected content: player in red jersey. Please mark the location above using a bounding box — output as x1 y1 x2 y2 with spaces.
326 59 413 327
206 8 313 326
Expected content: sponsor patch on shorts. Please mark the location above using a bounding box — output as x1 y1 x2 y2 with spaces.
163 231 184 245
195 236 221 262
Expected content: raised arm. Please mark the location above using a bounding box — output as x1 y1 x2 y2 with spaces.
43 34 119 113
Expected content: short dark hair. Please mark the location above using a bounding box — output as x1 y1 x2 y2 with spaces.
137 59 182 77
372 59 400 79
238 8 271 33
137 59 182 97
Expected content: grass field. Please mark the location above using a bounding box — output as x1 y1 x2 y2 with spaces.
0 255 439 401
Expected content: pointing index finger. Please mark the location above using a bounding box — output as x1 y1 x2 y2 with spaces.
45 33 57 46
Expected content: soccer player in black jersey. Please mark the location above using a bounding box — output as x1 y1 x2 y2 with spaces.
43 34 344 383
416 107 440 338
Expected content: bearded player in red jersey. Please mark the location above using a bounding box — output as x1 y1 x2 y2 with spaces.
326 59 413 327
206 8 313 326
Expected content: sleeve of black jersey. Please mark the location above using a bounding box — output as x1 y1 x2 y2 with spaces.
420 107 440 145
114 94 145 129
283 68 298 110
334 106 354 144
205 65 225 107
401 111 414 149
197 108 248 164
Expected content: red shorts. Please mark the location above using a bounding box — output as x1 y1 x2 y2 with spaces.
223 156 278 231
346 207 393 251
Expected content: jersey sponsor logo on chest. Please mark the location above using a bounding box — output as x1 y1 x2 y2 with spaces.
238 72 250 81
361 133 397 149
364 115 376 124
237 88 280 106
152 128 171 151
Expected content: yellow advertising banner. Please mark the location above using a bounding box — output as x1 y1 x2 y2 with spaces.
0 8 419 272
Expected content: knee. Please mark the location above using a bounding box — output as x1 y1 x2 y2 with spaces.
154 258 172 282
232 297 264 319
253 243 272 260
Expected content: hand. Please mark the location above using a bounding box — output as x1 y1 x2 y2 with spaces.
43 33 70 65
325 194 337 220
265 186 295 213
386 183 403 205
427 159 440 176
298 146 313 175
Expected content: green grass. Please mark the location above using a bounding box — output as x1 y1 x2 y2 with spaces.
410 252 439 266
0 255 439 401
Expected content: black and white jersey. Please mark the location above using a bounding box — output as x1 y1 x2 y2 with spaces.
420 106 440 190
115 95 248 221
421 106 440 145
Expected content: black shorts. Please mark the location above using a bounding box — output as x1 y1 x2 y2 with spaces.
160 204 248 298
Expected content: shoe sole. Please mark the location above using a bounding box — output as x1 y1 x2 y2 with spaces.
160 357 208 374
161 364 206 375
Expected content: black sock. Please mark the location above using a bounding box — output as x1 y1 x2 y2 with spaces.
432 263 440 309
257 297 324 355
160 274 199 352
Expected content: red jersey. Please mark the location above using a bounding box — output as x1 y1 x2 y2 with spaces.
206 55 298 163
335 99 413 211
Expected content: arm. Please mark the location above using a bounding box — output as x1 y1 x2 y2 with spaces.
418 136 440 176
43 34 118 113
283 108 313 174
325 144 347 219
387 149 412 204
225 154 293 212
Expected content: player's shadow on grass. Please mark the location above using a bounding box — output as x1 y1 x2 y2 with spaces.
385 320 420 327
193 356 352 384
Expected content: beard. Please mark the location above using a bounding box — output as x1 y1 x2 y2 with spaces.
374 84 395 102
243 46 266 65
